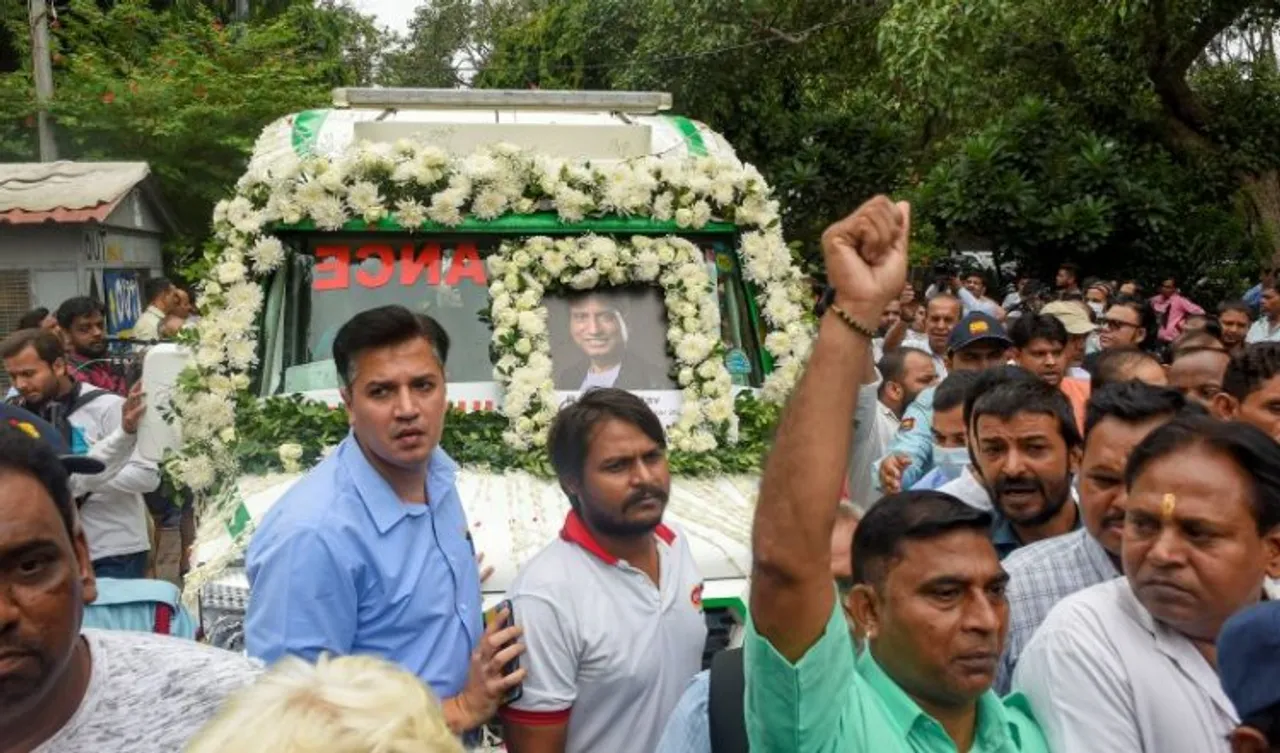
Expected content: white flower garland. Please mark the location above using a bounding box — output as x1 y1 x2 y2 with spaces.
171 139 814 505
490 235 737 453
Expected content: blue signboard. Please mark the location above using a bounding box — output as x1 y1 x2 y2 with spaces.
104 269 143 337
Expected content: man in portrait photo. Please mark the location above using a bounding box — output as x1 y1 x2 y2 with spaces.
553 291 674 391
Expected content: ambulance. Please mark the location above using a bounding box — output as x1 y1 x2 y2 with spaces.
189 89 790 670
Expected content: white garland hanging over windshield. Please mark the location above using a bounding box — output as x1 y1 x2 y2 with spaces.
169 140 814 495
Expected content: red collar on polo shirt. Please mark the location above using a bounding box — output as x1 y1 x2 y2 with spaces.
559 509 676 565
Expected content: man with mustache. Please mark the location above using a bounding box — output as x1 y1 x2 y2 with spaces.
56 297 130 397
246 305 525 738
1014 416 1280 752
993 383 1193 693
968 369 1083 559
745 196 1048 753
501 388 705 753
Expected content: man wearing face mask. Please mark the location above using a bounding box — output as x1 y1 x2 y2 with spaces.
909 371 982 495
846 348 937 509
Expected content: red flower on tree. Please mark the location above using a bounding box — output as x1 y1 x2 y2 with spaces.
102 91 115 104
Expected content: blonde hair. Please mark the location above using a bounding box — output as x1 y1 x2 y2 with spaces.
185 655 464 753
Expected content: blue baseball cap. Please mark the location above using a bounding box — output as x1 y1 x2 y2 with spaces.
0 403 105 475
1217 601 1280 720
947 311 1013 354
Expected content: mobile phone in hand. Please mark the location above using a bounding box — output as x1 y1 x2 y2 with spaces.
483 599 523 705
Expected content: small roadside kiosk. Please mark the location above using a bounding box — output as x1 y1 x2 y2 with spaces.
0 161 178 338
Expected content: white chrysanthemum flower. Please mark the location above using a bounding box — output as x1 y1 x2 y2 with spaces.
705 399 734 424
293 179 328 208
395 199 428 228
554 187 593 223
462 153 500 182
674 208 694 228
217 260 247 285
249 237 285 273
675 333 713 364
473 189 508 220
311 196 348 231
346 181 385 223
427 193 464 226
765 331 792 356
691 201 712 228
227 339 258 370
517 310 547 337
219 427 237 444
279 442 304 473
514 197 537 214
224 282 264 314
569 243 594 269
543 251 568 278
231 373 251 390
569 269 600 289
177 454 215 491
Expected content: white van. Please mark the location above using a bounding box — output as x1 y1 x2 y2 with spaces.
186 89 810 671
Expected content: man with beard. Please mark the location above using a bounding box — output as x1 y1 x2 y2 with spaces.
1 329 155 578
1014 416 1280 753
56 297 130 396
246 306 524 738
968 371 1083 559
502 388 705 753
993 383 1193 693
745 196 1049 753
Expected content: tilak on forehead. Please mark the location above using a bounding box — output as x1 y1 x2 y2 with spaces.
1161 493 1177 521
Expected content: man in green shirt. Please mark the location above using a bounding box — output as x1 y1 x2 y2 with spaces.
745 196 1050 753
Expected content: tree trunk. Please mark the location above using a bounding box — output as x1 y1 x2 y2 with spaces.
1242 169 1280 267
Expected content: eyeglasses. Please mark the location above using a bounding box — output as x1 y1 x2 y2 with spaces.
1100 318 1139 331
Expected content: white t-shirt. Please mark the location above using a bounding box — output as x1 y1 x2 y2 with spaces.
35 630 261 753
67 387 159 559
503 513 706 753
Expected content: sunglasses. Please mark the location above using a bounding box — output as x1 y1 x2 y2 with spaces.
1100 318 1139 331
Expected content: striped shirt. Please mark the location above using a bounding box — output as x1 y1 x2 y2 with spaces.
993 528 1118 694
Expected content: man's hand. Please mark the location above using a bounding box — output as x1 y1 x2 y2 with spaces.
449 607 527 732
878 454 912 494
121 384 146 435
820 197 911 316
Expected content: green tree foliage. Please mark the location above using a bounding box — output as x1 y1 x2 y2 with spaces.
0 0 383 242
879 0 1280 273
475 0 1278 294
476 0 918 277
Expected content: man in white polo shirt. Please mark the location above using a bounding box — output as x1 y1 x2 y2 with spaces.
501 388 706 753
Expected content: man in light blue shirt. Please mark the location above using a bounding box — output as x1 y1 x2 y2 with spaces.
875 312 1012 493
245 305 524 736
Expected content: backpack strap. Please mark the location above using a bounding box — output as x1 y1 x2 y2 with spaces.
708 647 749 753
68 386 112 416
154 602 173 635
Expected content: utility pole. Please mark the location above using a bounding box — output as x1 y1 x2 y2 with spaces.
29 0 57 161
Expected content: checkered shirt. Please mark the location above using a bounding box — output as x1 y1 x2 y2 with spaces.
994 528 1119 694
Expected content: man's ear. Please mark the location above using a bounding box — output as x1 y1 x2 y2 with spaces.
884 382 903 404
1212 392 1239 421
1068 444 1083 475
848 584 883 643
73 526 97 606
340 387 354 425
1228 726 1270 753
1262 525 1280 580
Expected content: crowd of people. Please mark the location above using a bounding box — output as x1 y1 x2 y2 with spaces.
2 201 1280 753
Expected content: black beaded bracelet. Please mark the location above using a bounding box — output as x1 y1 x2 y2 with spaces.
827 303 878 341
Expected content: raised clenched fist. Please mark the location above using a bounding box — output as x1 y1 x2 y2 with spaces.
820 196 911 316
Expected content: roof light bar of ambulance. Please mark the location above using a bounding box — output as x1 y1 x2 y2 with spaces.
331 88 673 114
